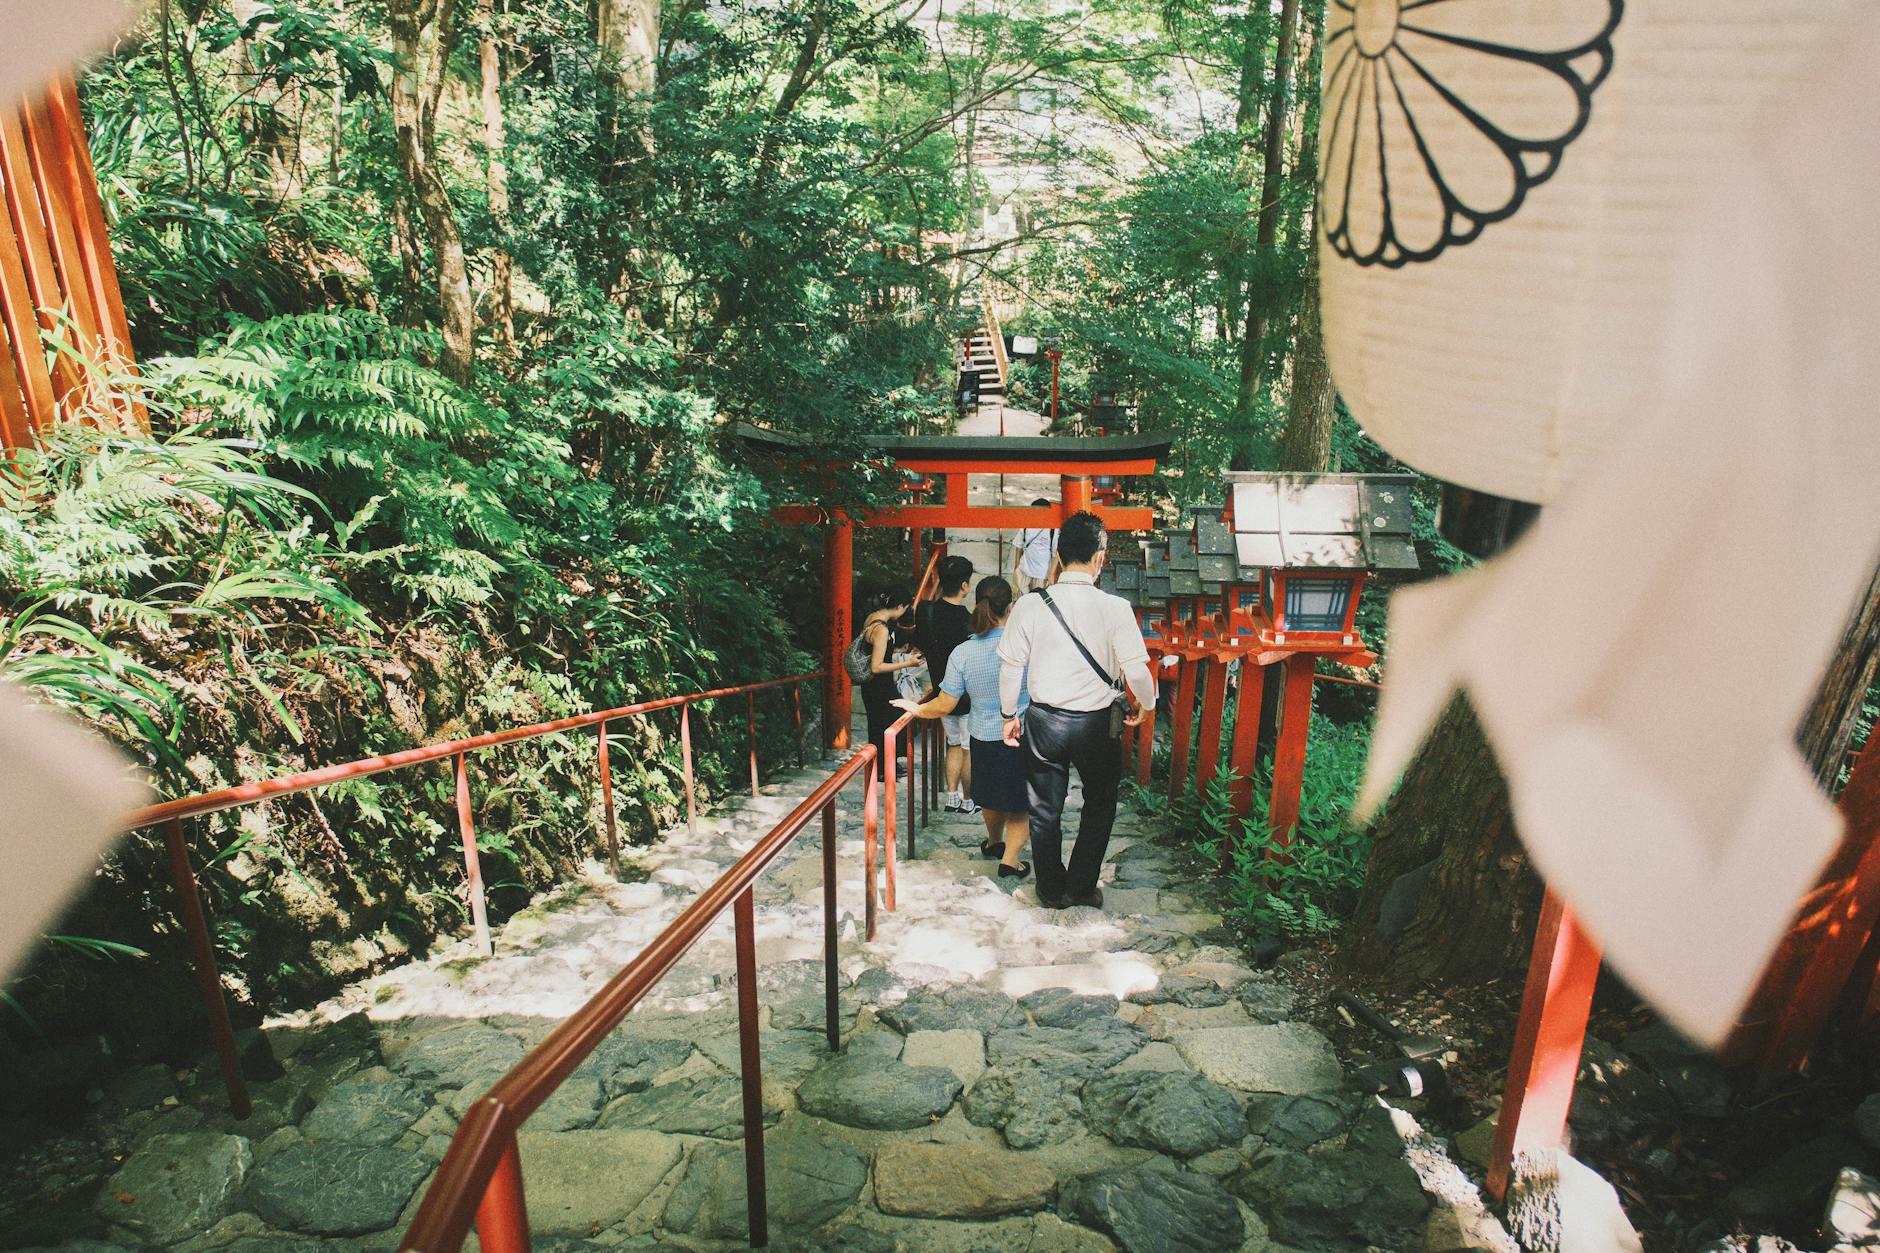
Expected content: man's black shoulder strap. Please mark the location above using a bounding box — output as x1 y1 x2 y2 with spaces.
1038 588 1117 688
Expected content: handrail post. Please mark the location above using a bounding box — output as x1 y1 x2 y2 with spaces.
597 720 620 879
863 760 879 943
881 725 899 914
734 887 770 1248
161 819 251 1119
680 702 697 837
475 1135 531 1253
792 685 804 769
904 721 916 862
822 799 840 1052
454 753 494 957
747 691 760 798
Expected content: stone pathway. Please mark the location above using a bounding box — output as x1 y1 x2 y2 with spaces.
8 739 1477 1253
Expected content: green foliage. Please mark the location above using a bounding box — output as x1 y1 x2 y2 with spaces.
1171 706 1373 941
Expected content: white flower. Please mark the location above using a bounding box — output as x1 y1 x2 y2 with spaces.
1320 0 1623 267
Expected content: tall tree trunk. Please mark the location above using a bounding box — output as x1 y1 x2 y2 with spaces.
1234 0 1301 424
1798 559 1880 788
478 0 516 353
1223 8 1271 343
1340 553 1880 990
594 0 660 96
1275 240 1333 471
1338 695 1541 984
388 0 475 384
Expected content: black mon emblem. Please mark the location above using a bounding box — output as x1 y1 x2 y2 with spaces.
1321 0 1623 268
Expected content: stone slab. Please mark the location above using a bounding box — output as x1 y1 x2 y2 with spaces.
516 1129 682 1236
1173 1024 1342 1095
873 1142 1055 1219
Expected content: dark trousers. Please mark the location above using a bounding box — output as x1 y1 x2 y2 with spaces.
1023 703 1123 902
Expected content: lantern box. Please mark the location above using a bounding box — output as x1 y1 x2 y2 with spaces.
1222 471 1419 646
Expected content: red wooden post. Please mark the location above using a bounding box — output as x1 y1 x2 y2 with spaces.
822 800 841 1051
453 753 494 956
825 519 854 749
1227 658 1268 836
1193 654 1230 801
161 819 251 1118
1168 659 1198 801
597 720 620 878
747 691 760 798
680 702 698 837
1060 474 1092 518
474 1137 530 1253
733 887 770 1247
1487 891 1601 1201
1266 654 1315 855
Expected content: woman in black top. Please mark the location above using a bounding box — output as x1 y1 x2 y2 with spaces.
915 555 975 809
858 584 920 781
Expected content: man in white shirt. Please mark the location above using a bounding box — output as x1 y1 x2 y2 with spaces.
1010 500 1058 594
997 511 1155 908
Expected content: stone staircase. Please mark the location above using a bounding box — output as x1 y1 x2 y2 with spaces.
12 738 1467 1253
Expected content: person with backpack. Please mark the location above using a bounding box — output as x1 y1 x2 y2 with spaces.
848 584 921 782
997 511 1155 909
914 554 976 811
1011 500 1058 594
896 576 1031 881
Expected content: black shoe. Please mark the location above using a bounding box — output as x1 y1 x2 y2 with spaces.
979 840 1004 859
1061 888 1104 909
998 861 1031 879
1034 890 1064 909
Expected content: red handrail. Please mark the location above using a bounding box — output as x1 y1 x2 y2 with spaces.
137 670 826 1121
400 745 883 1253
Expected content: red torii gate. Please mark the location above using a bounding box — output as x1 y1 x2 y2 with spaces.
736 424 1171 746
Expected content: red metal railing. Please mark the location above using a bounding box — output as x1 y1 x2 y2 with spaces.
399 743 886 1252
125 671 825 1121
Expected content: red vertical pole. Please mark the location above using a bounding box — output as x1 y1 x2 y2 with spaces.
733 887 770 1248
863 758 880 942
597 720 620 878
474 1137 531 1253
680 703 698 837
454 753 494 955
882 724 899 914
747 691 760 798
1486 892 1602 1201
1060 474 1092 518
1227 659 1268 852
1193 655 1230 801
1265 654 1314 856
822 800 841 1052
825 519 853 750
1168 659 1198 801
161 819 251 1119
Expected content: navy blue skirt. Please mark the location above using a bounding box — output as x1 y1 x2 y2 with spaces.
970 736 1028 813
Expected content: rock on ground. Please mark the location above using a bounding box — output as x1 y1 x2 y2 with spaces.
598 1074 777 1138
794 1054 962 1130
516 1128 682 1235
1059 1160 1245 1253
873 1142 1056 1219
986 1019 1147 1075
1080 1071 1244 1159
963 1067 1088 1150
1232 1143 1431 1250
94 1131 251 1244
663 1132 868 1238
1503 1150 1643 1253
299 1072 429 1145
1173 1023 1341 1094
247 1139 433 1236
